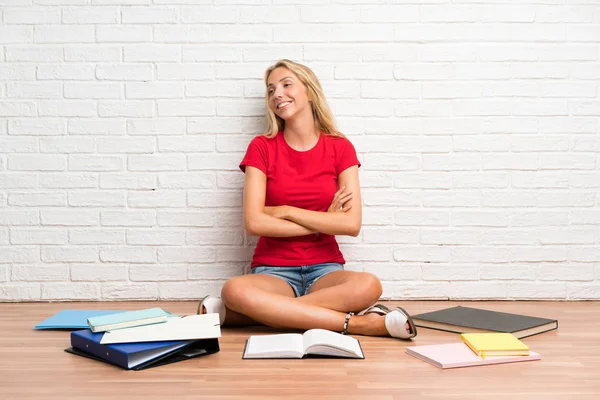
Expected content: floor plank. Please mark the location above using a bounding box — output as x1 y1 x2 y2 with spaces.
0 301 598 400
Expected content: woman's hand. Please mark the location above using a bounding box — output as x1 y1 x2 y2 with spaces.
264 205 289 220
327 186 353 213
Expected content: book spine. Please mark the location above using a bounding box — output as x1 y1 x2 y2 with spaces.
461 340 484 358
71 333 129 369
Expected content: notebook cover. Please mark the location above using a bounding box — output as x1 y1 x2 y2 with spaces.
34 310 124 330
406 342 541 369
412 306 558 337
87 307 168 330
460 333 529 354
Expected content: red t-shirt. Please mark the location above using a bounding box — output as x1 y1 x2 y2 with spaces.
239 132 361 268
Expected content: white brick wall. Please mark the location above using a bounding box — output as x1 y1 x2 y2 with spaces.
1 0 599 302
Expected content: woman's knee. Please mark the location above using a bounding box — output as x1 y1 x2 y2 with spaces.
221 276 251 310
221 275 286 311
353 272 383 305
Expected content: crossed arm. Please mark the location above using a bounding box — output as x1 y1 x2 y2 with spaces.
243 165 362 238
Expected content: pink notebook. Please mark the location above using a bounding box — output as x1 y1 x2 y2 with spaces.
406 342 541 369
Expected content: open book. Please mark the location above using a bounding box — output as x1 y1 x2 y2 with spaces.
243 329 364 359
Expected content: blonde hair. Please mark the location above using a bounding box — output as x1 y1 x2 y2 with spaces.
263 59 345 138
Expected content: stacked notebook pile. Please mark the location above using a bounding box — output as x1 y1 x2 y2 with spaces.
62 308 221 370
405 306 557 369
406 332 540 369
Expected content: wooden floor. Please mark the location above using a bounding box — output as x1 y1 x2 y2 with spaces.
1 301 599 400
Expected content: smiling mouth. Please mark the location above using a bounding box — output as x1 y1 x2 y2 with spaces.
277 101 292 110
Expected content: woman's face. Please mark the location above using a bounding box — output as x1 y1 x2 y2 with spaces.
266 67 311 121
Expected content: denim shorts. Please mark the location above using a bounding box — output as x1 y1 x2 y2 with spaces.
250 262 344 297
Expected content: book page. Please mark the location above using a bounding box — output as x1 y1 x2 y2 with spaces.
302 329 363 358
244 334 304 359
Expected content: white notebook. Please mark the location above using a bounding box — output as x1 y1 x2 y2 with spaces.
100 313 221 344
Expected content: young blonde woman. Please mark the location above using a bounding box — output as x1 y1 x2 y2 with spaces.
199 60 416 340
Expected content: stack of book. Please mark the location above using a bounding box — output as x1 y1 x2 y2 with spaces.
405 306 557 369
64 308 221 370
406 332 540 369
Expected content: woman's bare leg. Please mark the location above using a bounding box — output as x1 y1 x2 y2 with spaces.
220 273 393 336
205 270 379 325
200 274 295 326
299 270 382 312
209 271 410 336
304 270 413 335
216 308 256 326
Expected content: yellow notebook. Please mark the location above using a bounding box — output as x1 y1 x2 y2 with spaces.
460 333 530 359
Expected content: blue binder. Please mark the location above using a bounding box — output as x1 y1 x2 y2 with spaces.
65 329 220 370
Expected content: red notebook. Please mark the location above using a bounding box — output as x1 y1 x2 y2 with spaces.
406 342 541 369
